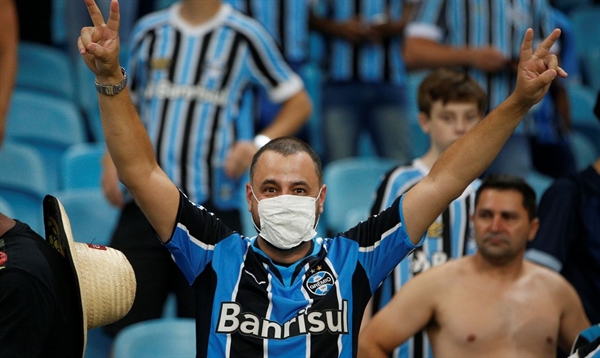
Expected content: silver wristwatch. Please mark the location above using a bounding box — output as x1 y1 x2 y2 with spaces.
95 67 128 96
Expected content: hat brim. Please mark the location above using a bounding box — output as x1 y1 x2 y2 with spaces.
43 195 86 356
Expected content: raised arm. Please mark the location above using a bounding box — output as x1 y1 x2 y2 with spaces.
78 0 179 241
401 28 565 245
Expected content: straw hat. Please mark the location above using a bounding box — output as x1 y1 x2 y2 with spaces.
43 195 136 356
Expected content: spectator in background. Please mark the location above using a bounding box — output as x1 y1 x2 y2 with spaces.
368 68 487 358
226 0 313 143
359 175 591 358
0 0 18 147
0 195 135 356
101 0 312 337
309 0 417 164
403 0 557 177
525 90 600 325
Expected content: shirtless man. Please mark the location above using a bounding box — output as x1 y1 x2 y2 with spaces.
359 175 590 357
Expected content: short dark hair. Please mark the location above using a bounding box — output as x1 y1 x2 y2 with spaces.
475 175 537 219
250 136 323 185
417 68 487 116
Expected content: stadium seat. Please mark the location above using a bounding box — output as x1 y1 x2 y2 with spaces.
566 83 600 153
111 318 196 358
6 90 87 192
53 188 119 246
570 5 600 91
16 42 76 101
524 170 554 203
0 141 47 234
322 157 398 235
570 130 598 171
61 142 105 190
0 197 14 217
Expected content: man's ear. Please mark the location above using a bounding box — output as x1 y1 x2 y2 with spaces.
418 112 431 134
318 184 327 215
246 183 254 212
527 217 540 242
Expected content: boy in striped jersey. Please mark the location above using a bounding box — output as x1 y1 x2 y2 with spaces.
368 68 487 358
99 0 312 336
403 0 556 177
79 0 568 354
359 175 590 357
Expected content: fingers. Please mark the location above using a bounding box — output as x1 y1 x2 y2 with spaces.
85 0 105 27
79 27 94 54
106 0 120 33
533 28 561 59
519 28 534 62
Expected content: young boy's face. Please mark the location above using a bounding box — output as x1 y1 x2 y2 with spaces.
420 100 482 153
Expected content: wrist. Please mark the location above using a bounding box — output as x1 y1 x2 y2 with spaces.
95 67 128 96
95 67 125 85
254 134 271 149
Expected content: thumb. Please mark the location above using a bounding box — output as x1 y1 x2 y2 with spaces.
534 68 557 88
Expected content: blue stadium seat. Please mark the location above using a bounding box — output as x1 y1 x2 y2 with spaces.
322 157 398 235
6 90 87 192
16 42 76 101
525 170 554 203
53 188 119 246
111 318 196 358
61 142 105 190
566 84 600 153
570 130 598 171
570 5 600 91
0 197 15 217
0 141 47 234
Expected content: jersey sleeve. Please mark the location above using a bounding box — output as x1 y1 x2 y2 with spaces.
347 195 425 292
525 178 579 271
238 19 304 103
164 190 238 284
404 0 445 41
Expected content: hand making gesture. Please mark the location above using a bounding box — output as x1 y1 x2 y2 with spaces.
78 0 122 83
512 28 567 107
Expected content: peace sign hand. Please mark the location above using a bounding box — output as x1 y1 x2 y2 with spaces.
78 0 122 83
512 28 567 108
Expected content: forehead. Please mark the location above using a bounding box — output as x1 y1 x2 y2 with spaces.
431 100 480 113
252 151 319 186
476 189 526 213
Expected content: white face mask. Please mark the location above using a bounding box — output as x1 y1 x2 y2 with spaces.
251 188 322 250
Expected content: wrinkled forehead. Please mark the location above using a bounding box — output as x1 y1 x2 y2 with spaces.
252 151 320 187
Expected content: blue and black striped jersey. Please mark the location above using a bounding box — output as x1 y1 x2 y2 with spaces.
226 0 311 65
314 0 409 85
127 3 303 209
370 159 480 358
406 0 554 111
165 190 423 357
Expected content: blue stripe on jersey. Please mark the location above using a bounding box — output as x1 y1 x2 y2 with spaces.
168 189 419 357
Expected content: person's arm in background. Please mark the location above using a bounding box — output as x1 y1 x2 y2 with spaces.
358 265 440 357
401 28 565 245
309 7 370 44
0 0 18 147
367 1 418 42
224 89 312 180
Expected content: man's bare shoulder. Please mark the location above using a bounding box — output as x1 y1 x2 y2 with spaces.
524 260 576 295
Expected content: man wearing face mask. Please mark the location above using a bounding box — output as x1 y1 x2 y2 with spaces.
77 0 568 356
